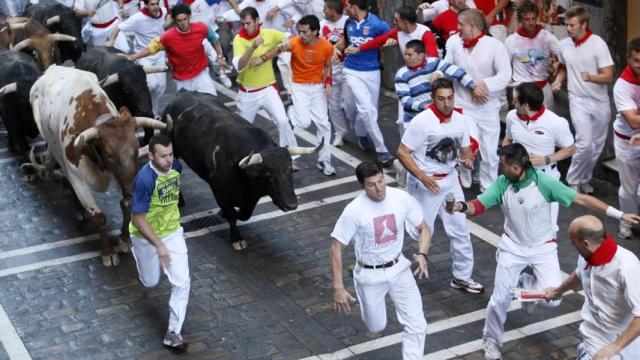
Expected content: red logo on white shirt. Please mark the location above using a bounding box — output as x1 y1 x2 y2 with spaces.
373 214 397 247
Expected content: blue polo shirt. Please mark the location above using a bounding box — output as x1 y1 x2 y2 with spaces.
344 13 390 71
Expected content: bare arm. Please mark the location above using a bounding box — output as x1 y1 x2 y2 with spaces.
132 213 171 267
620 109 640 130
128 47 152 62
237 37 264 72
573 193 640 224
583 65 614 85
411 221 432 279
330 239 356 313
397 143 440 194
529 144 576 167
552 66 566 92
105 27 121 47
484 0 509 25
544 271 581 300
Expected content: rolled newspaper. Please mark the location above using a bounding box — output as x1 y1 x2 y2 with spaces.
511 287 547 302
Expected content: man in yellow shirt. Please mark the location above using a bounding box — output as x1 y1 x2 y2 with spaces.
232 6 298 151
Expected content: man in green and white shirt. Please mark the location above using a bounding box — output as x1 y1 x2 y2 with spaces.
447 143 640 360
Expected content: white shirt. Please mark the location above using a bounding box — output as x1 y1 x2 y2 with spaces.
505 108 574 179
559 34 613 100
613 77 640 137
331 187 422 266
321 15 348 71
576 246 640 357
401 108 471 175
505 29 560 84
277 0 323 21
222 0 290 32
444 34 511 110
420 0 475 22
117 7 166 53
397 23 432 54
189 0 215 26
75 0 119 24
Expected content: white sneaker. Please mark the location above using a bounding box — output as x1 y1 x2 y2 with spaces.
482 339 502 360
218 73 232 88
393 159 407 188
332 133 344 147
458 165 472 188
317 161 336 176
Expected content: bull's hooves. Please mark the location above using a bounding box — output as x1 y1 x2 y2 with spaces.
101 254 120 267
117 239 131 253
231 240 248 251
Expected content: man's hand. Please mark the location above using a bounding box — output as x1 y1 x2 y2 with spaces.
580 71 591 82
266 6 279 21
622 213 640 224
529 153 546 167
544 286 563 302
120 53 133 61
551 80 562 92
283 19 294 29
417 2 432 10
420 175 439 195
472 80 489 103
249 57 265 67
430 70 443 83
593 344 621 360
412 254 429 279
333 287 356 314
458 155 474 170
446 201 463 214
325 84 333 97
332 47 342 62
631 134 640 147
217 56 228 67
383 38 398 47
157 244 171 268
104 39 115 48
344 45 360 55
253 36 264 48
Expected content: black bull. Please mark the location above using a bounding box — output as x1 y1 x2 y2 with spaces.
162 90 319 250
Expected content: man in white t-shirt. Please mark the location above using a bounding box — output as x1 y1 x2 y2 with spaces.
106 0 167 121
503 82 575 232
330 161 431 359
75 0 128 51
555 5 614 194
444 8 511 192
416 0 475 23
504 0 561 110
398 77 483 295
613 37 640 240
546 216 640 360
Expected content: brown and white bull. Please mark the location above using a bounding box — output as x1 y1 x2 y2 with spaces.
29 65 167 266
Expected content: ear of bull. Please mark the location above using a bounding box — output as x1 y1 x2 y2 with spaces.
287 137 324 156
0 82 17 96
11 38 32 52
45 15 61 26
238 151 263 169
49 33 76 42
73 127 99 150
135 117 167 130
143 65 169 74
99 73 119 87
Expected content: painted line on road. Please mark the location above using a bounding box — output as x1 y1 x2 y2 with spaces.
0 304 31 360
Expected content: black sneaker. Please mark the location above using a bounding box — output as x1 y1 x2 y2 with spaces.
450 277 484 294
163 331 188 349
377 152 395 167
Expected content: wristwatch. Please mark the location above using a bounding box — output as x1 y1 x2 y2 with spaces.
545 155 551 165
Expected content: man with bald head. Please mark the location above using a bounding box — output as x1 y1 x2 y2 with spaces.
546 216 640 360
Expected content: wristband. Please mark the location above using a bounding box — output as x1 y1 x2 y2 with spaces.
324 76 333 86
458 201 469 213
606 206 623 220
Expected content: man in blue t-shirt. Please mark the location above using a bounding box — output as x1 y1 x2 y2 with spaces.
129 134 191 349
335 0 394 166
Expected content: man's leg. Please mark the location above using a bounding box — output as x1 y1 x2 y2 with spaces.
388 258 427 359
527 246 562 309
582 99 611 184
353 267 390 333
469 107 500 191
614 136 640 237
289 83 313 129
328 66 349 144
344 69 388 154
261 86 298 148
566 95 594 187
139 56 167 117
162 228 191 335
276 52 293 93
237 91 262 124
307 84 332 164
130 234 163 288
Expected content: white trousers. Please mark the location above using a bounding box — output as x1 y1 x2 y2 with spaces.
407 171 475 282
353 256 427 360
131 227 190 334
343 68 388 153
138 54 167 117
81 21 129 52
566 95 611 185
483 243 562 346
541 83 555 112
465 105 500 190
174 67 217 96
328 63 350 137
276 52 293 92
614 136 640 217
237 85 298 148
579 321 640 360
289 83 332 163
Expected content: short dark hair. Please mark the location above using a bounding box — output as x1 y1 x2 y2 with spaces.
149 134 172 154
171 4 191 19
298 15 320 35
515 82 544 111
497 143 531 169
517 0 539 20
239 6 259 20
405 39 425 54
629 37 640 55
356 161 383 185
396 5 417 23
432 78 454 95
348 0 367 11
324 0 343 15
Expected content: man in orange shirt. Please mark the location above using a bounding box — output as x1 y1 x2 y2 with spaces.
266 14 336 175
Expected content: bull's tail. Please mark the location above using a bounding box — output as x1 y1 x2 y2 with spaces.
21 147 57 180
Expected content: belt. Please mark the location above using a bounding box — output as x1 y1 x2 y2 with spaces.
359 255 400 269
91 17 117 28
239 83 277 93
614 130 632 141
430 173 449 180
532 79 549 89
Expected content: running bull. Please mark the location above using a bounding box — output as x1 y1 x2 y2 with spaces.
29 65 167 266
162 90 319 250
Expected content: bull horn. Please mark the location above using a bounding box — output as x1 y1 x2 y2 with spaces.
45 15 61 26
99 73 119 87
135 117 167 130
11 38 32 52
8 22 27 31
287 138 324 156
0 82 17 96
143 65 169 74
74 127 100 149
165 114 174 132
238 151 263 169
49 33 76 42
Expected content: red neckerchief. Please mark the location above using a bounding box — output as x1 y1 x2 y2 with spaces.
140 6 162 19
621 65 640 85
428 103 462 123
462 32 484 49
584 234 618 269
181 0 195 4
516 24 542 39
572 28 592 47
516 105 545 121
239 25 261 40
408 59 425 71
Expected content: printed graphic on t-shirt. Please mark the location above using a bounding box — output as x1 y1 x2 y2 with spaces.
374 214 397 247
157 177 180 205
518 48 547 67
426 136 460 164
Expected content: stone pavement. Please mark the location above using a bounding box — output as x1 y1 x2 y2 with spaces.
0 77 637 360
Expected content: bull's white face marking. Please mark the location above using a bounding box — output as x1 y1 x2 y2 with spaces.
211 145 220 170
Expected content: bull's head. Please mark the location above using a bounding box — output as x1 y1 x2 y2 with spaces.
9 19 76 70
99 65 168 117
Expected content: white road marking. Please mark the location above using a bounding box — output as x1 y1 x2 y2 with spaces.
0 304 31 359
